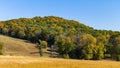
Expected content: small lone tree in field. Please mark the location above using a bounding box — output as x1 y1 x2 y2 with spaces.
36 40 47 56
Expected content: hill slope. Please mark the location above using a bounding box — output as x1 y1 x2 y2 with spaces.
0 16 120 60
0 35 39 56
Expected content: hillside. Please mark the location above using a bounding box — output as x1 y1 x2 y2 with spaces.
0 56 119 68
0 35 39 56
0 16 120 60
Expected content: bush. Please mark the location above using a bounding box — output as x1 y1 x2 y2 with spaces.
116 55 120 61
0 42 4 55
63 54 69 59
10 53 14 56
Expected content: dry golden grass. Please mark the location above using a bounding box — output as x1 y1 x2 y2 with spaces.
0 35 39 56
0 35 119 68
0 56 119 68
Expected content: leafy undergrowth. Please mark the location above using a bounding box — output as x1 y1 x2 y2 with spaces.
0 56 119 68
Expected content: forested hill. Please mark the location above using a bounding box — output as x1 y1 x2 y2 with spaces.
0 16 95 42
0 16 120 60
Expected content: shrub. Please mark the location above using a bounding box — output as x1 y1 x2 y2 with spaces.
63 54 69 59
0 42 4 55
116 55 120 61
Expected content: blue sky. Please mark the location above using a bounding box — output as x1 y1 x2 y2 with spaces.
0 0 120 31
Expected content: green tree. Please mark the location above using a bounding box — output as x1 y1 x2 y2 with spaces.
18 30 25 38
2 28 9 35
79 34 97 60
36 40 47 56
95 42 106 60
57 37 74 59
109 35 120 60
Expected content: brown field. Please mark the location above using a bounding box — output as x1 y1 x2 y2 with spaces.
0 56 119 68
0 35 39 56
0 35 120 68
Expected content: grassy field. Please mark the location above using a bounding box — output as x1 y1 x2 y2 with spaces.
0 35 120 68
0 35 39 56
0 56 119 68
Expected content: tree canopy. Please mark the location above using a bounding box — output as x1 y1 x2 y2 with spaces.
0 16 120 60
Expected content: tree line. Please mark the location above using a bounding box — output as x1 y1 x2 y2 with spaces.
0 16 120 61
